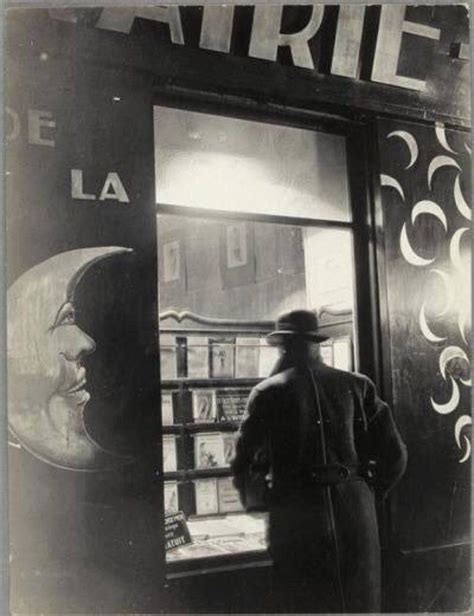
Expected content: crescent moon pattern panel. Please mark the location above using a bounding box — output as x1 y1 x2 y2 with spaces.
377 119 471 550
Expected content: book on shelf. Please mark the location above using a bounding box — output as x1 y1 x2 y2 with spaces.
222 433 238 467
235 336 260 377
193 432 225 469
210 337 235 378
160 333 177 380
161 392 175 426
258 337 280 377
216 388 249 422
163 434 177 472
194 478 219 515
164 481 179 514
187 335 209 378
217 477 244 514
191 389 217 423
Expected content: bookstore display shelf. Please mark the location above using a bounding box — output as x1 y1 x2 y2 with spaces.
166 512 270 573
164 468 234 481
162 422 239 434
161 377 262 388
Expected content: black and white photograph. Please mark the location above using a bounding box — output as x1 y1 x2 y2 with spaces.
3 3 471 615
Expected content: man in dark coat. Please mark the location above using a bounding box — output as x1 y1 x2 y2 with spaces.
232 310 407 613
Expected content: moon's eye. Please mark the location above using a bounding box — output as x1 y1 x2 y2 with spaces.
51 301 76 330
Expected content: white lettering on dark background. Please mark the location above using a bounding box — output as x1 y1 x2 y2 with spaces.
47 4 467 93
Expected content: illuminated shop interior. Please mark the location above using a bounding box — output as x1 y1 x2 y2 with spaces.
155 106 356 566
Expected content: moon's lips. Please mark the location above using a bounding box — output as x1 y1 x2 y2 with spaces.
8 246 133 472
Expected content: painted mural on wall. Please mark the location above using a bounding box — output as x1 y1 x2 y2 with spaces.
7 247 134 471
378 119 471 548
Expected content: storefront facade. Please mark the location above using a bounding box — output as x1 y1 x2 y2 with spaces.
5 5 471 613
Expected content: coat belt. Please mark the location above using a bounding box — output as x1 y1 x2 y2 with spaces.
276 464 364 489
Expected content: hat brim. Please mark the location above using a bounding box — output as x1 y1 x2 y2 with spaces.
266 330 329 346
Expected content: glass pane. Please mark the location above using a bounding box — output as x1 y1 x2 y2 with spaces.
157 214 357 563
154 107 351 222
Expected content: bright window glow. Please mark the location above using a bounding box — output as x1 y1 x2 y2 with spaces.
154 107 350 222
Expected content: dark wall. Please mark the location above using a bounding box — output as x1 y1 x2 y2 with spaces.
377 119 471 609
6 12 163 613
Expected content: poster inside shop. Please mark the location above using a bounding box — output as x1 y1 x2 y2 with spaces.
216 389 250 422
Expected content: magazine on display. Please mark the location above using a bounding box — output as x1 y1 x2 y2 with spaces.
194 433 225 469
194 478 219 516
164 481 179 514
192 389 217 423
187 335 209 378
159 334 177 380
216 388 249 423
210 337 235 378
162 435 178 473
235 337 260 377
223 433 238 467
217 477 244 514
161 393 175 426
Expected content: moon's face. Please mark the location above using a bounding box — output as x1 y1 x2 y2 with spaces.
8 247 132 471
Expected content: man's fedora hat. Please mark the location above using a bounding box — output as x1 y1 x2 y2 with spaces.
267 309 329 345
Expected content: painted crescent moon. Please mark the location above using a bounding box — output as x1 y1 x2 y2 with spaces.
459 436 471 463
454 174 471 221
430 269 453 316
411 200 448 232
380 174 405 201
400 223 434 267
419 303 446 343
387 130 419 169
428 156 461 190
430 376 460 414
435 124 456 154
8 246 134 471
455 415 471 463
439 345 469 380
455 415 471 448
449 227 469 271
458 309 469 345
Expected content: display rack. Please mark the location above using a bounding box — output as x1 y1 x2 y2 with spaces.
159 307 354 566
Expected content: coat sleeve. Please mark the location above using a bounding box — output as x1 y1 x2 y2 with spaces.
231 387 267 503
362 377 408 498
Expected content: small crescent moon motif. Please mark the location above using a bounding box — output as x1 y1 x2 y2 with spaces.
455 415 472 448
430 269 453 316
461 377 472 387
400 223 434 267
428 156 461 190
430 376 460 414
465 143 472 155
435 124 456 154
454 174 471 221
387 130 419 169
458 310 469 345
419 303 446 343
449 227 469 271
439 345 469 381
411 200 448 232
380 174 405 202
459 435 471 463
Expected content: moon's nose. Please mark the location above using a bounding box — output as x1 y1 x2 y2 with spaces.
62 326 96 360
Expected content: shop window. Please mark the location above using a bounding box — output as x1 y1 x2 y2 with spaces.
154 106 350 222
155 107 356 569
